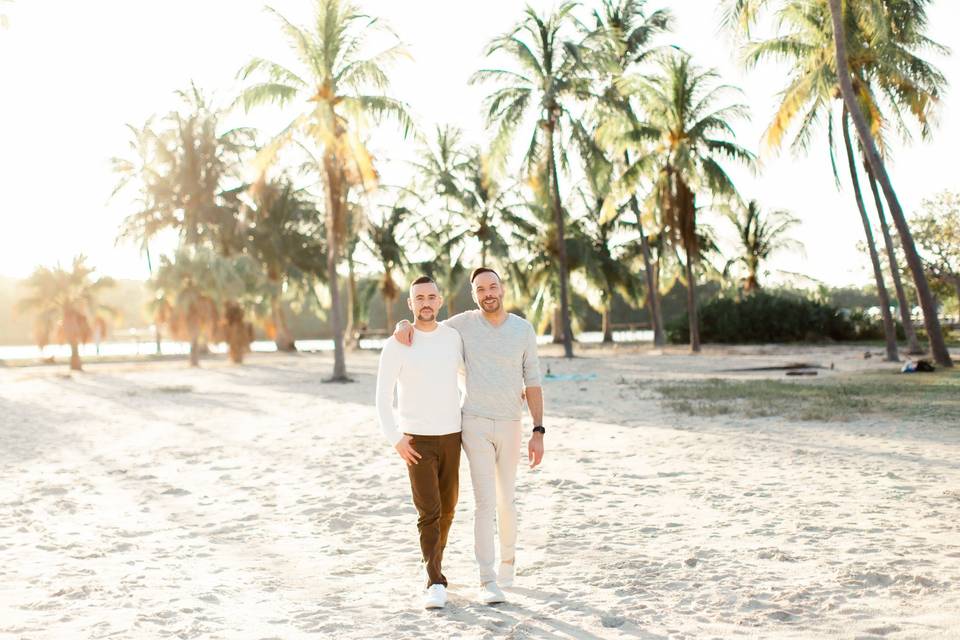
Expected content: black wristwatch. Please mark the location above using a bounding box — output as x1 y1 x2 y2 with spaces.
532 425 545 435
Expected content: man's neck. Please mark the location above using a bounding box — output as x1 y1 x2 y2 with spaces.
481 309 508 326
414 319 439 332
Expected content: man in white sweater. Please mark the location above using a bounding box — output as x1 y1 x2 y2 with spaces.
375 276 464 610
395 268 544 605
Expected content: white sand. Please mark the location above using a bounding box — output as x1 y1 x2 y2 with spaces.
1 345 958 639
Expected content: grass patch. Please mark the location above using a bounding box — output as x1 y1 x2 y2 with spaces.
655 370 960 422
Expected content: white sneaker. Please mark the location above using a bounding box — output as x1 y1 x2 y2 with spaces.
424 584 447 609
479 581 507 605
498 563 515 588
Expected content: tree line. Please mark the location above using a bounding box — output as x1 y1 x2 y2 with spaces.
17 0 960 373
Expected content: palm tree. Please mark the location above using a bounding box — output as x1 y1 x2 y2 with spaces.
724 200 801 292
827 0 951 366
150 248 254 367
237 0 414 381
242 176 327 351
620 52 754 351
729 0 952 366
342 201 365 347
840 107 898 360
572 129 642 342
864 161 922 353
590 0 671 346
118 86 254 253
411 221 469 318
471 2 591 358
111 119 165 353
413 126 517 270
18 256 116 371
732 0 943 360
363 200 413 332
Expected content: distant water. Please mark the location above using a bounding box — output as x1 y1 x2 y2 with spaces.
0 330 654 362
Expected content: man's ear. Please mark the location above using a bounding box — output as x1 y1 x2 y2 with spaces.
407 297 413 311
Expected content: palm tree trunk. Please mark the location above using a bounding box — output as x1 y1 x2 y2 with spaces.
69 341 82 371
745 258 759 293
189 328 200 368
864 162 923 354
678 179 700 353
683 247 701 353
625 151 665 347
651 259 665 344
828 0 952 368
323 152 349 381
602 306 613 343
546 118 574 358
145 242 162 355
842 110 899 362
345 251 358 349
552 306 564 344
271 296 296 352
385 296 394 335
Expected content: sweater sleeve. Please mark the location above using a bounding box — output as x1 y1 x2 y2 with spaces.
522 322 542 387
375 339 404 446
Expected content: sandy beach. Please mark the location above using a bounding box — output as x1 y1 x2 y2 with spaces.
2 345 959 639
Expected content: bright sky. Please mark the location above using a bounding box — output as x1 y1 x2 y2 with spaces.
1 0 958 288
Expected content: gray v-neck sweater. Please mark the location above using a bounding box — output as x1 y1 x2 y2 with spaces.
444 310 541 420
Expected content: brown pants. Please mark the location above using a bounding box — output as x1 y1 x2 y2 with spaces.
406 431 461 587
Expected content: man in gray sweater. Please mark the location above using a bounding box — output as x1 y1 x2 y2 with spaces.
395 267 544 605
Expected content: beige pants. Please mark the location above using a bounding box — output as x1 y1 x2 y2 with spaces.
460 414 522 585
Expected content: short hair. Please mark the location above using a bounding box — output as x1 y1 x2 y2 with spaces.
410 275 435 287
470 267 501 283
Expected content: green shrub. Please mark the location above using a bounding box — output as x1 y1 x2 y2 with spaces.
667 292 858 343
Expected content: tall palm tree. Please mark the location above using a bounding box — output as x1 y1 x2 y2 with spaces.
733 0 942 359
413 127 518 270
729 0 952 366
363 200 413 332
864 161 922 353
111 119 165 353
118 86 254 253
840 107 898 360
572 128 642 342
509 171 588 341
342 201 365 347
724 200 801 292
18 256 116 371
590 0 671 346
827 0 951 366
411 222 469 318
620 52 754 351
242 176 327 351
471 2 591 358
237 0 414 381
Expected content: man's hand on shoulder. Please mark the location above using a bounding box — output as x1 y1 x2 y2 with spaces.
394 320 414 346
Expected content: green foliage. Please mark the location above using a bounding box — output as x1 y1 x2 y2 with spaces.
667 291 856 343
